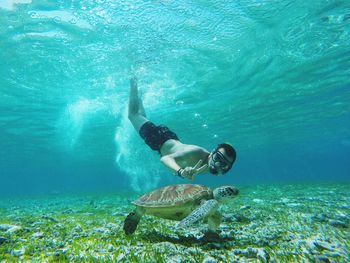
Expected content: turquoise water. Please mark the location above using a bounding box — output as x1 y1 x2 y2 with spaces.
0 0 349 196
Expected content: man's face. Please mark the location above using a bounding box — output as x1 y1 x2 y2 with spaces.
209 148 234 175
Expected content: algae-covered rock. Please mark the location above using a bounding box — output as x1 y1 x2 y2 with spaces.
202 256 217 263
0 237 9 244
32 232 44 238
329 220 348 228
0 224 22 233
152 241 178 254
11 248 25 257
316 256 331 263
0 224 13 231
314 240 336 251
257 248 270 262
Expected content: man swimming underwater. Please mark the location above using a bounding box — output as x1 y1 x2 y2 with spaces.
128 77 236 180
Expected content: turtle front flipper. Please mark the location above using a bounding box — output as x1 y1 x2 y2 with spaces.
176 199 219 229
123 208 143 235
207 211 222 231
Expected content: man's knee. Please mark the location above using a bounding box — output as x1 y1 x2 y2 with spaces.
128 114 149 132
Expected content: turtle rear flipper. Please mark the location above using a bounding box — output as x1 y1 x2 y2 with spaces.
123 211 142 235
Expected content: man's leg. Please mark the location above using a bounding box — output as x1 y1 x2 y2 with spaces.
128 77 149 132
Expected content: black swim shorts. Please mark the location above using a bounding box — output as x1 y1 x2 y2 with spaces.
139 121 179 153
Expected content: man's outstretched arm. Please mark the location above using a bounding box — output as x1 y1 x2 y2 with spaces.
160 154 183 177
160 154 207 180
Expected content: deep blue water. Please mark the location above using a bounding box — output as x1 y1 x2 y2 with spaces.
0 0 350 197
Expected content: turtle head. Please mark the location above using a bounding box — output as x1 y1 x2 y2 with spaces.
213 186 239 203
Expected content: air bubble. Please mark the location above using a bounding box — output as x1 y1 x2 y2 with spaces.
8 14 19 22
69 18 77 24
30 12 38 19
53 16 62 23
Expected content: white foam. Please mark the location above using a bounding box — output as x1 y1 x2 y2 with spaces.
58 98 106 149
28 10 93 29
115 108 161 192
0 0 32 11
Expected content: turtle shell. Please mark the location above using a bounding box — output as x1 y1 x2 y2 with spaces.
133 184 213 208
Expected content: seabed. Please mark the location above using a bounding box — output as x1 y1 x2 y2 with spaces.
0 183 349 262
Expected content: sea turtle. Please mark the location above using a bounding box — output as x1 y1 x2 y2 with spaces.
123 184 239 235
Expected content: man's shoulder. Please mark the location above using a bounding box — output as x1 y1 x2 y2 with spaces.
187 145 209 154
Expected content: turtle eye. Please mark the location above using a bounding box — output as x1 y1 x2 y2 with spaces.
227 188 235 195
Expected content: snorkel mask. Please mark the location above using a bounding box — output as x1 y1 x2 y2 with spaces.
209 149 233 175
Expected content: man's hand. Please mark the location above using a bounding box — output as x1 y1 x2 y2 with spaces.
179 160 208 180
